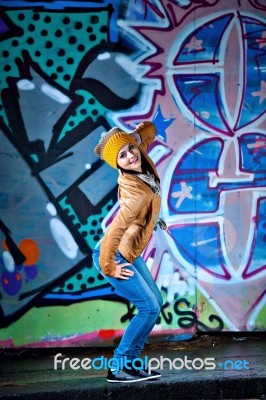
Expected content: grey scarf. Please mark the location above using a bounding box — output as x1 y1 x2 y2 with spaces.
137 171 161 196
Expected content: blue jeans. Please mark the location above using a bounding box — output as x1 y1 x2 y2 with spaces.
92 241 163 364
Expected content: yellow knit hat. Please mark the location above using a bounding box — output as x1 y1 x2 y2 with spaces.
94 127 139 169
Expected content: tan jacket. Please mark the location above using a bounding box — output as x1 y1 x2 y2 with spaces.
99 121 161 276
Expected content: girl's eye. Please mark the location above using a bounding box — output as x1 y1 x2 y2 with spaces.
129 144 134 150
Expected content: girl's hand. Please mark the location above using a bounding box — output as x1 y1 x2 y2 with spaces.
129 132 141 145
114 260 134 280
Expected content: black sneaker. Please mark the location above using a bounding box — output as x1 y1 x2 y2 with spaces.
107 367 149 383
131 360 161 380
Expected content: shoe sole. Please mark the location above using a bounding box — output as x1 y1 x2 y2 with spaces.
107 377 149 383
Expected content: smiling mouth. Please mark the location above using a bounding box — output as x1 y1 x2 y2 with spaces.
130 157 138 164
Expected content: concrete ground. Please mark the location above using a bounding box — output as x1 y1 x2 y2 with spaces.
0 334 265 400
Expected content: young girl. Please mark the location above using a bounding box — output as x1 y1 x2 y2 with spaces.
93 121 165 383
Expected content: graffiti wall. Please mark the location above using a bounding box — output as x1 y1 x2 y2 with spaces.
0 0 265 348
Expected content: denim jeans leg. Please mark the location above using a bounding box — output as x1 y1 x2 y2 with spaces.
128 256 163 359
111 266 161 361
92 245 163 363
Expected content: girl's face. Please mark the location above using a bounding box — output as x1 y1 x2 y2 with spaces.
117 143 142 172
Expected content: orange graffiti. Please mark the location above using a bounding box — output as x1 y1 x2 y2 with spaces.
19 239 39 266
2 240 9 251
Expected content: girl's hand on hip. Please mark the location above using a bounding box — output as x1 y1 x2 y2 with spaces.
114 260 134 280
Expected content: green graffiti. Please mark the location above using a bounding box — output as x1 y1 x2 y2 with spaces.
59 195 113 250
0 8 110 127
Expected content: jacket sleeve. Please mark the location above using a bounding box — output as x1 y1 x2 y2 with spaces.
134 121 156 154
99 186 146 277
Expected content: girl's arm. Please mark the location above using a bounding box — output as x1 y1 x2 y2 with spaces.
130 121 156 154
99 186 146 277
